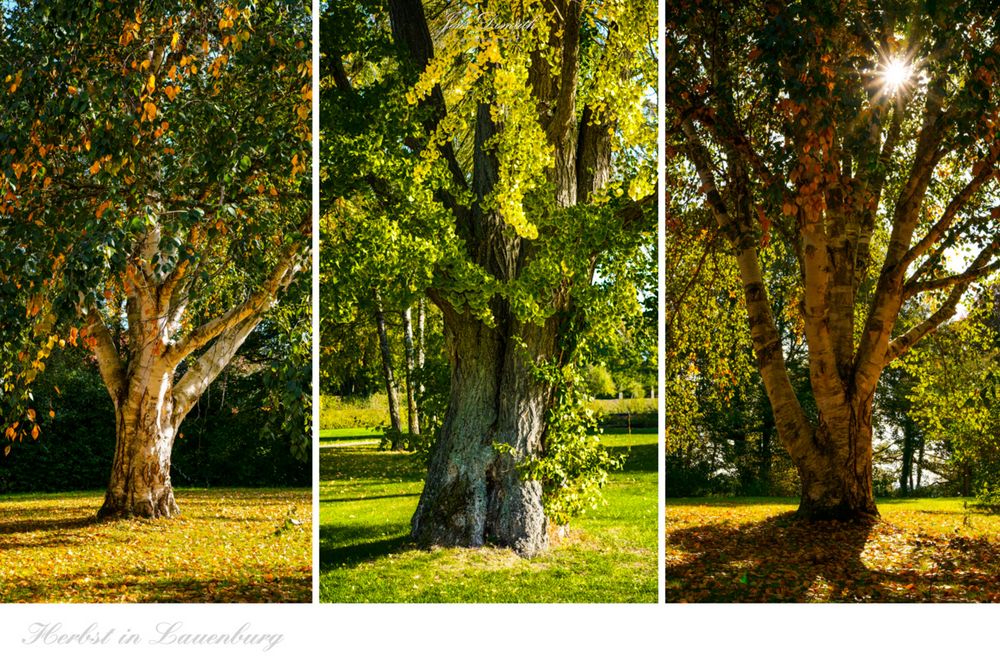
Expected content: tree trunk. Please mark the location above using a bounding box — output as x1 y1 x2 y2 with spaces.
373 289 403 449
410 309 554 557
98 367 180 519
794 400 879 521
916 438 925 490
402 306 420 436
900 417 914 496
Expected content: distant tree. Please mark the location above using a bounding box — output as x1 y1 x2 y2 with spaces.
584 366 617 399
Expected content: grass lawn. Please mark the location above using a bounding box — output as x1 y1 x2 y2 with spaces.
319 427 385 442
0 487 312 603
665 497 1000 602
319 427 658 603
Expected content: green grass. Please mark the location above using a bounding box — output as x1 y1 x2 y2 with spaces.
320 427 385 442
0 487 312 603
319 427 658 602
666 496 1000 602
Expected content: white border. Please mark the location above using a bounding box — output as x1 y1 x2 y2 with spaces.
310 0 322 607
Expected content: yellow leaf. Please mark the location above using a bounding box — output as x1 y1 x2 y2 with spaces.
171 32 180 50
143 101 157 122
89 160 101 176
164 85 179 101
26 409 36 422
3 445 10 456
146 74 156 94
31 424 39 440
49 409 55 419
67 85 78 95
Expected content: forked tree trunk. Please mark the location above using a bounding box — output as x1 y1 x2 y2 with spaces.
410 310 555 557
86 223 302 520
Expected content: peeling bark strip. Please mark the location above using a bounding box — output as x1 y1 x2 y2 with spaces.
88 223 305 519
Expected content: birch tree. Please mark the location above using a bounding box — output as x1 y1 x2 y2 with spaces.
0 0 311 518
666 0 1000 519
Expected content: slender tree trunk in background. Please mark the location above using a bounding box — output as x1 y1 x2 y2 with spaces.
373 289 403 449
402 306 420 437
916 438 925 490
416 298 426 388
900 418 915 496
759 393 774 492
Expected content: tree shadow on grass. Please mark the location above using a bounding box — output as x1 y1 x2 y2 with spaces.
666 512 875 602
666 511 1000 602
320 493 420 504
619 443 656 474
2 575 311 604
319 524 412 569
0 515 100 535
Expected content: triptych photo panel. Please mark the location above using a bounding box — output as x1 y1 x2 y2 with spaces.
2 0 1000 658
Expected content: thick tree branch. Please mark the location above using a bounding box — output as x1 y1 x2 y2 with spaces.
166 243 303 364
900 160 998 271
680 119 814 456
171 313 262 427
83 310 126 403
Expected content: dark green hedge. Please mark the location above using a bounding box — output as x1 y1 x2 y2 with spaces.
0 349 309 494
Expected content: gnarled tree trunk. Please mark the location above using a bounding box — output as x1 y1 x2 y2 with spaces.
410 310 555 556
794 399 878 520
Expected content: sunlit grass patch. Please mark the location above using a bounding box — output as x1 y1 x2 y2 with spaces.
319 428 658 603
0 488 312 603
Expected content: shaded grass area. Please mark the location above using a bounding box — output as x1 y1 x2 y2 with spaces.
0 488 312 603
319 428 658 602
665 497 1000 602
